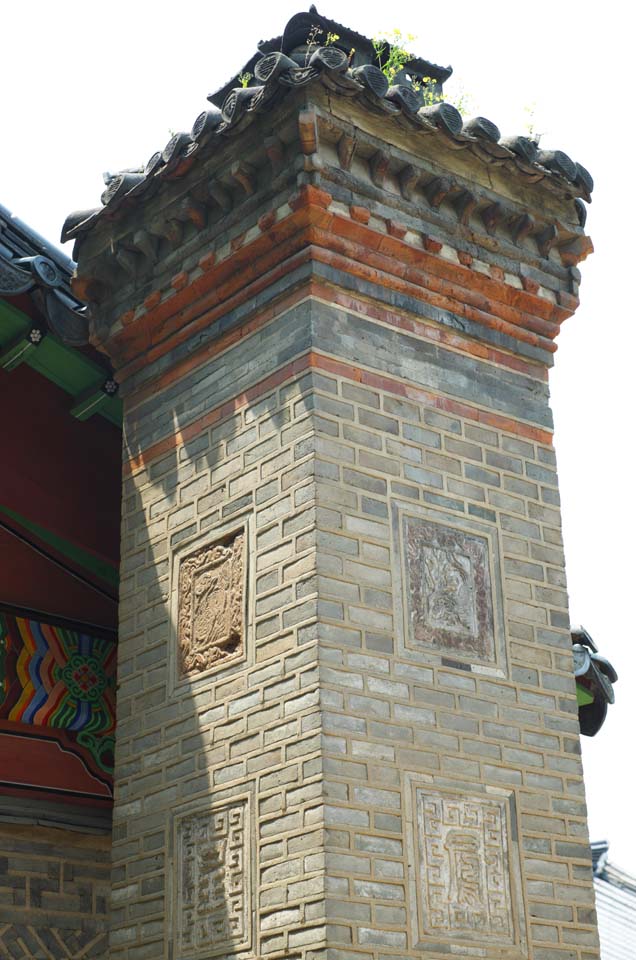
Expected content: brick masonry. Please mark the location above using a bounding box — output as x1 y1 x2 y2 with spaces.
107 290 599 959
73 80 599 960
114 360 325 960
0 824 109 959
307 350 598 959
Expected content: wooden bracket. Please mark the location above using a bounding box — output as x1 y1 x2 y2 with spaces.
558 235 594 267
174 197 208 230
481 202 503 235
114 247 139 278
132 229 159 265
398 164 419 201
148 217 183 247
337 133 357 171
508 213 534 244
425 177 452 208
453 190 477 226
230 162 256 196
208 179 232 213
298 110 318 155
536 224 558 258
0 329 43 371
369 150 390 188
265 136 285 176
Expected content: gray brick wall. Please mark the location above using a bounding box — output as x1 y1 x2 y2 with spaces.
105 159 597 960
111 298 598 958
114 363 327 959
0 824 109 960
302 347 597 958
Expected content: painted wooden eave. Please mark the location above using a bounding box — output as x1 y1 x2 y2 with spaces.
0 297 122 426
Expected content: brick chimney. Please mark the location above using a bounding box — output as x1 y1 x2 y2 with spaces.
65 10 598 960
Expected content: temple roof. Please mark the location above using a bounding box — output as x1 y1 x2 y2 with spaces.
62 6 593 250
1 202 87 345
0 202 122 424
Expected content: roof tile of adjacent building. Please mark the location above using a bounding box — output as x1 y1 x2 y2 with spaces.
0 202 122 425
592 841 636 960
62 6 593 250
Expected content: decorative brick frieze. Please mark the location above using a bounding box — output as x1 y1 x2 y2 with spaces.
124 346 553 479
119 291 552 477
100 186 578 386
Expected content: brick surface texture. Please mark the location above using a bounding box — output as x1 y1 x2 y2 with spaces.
0 824 110 959
109 304 598 960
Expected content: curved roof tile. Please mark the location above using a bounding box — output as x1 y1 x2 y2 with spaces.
62 6 593 245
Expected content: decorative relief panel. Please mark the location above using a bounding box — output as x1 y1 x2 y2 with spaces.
404 516 495 662
178 530 245 678
393 504 507 674
176 798 250 957
415 789 514 944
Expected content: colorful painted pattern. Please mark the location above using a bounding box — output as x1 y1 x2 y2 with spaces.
0 612 116 774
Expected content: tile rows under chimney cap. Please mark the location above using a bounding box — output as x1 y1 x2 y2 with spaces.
61 6 593 247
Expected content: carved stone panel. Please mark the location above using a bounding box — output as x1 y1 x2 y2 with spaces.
410 787 527 955
178 530 245 677
176 798 250 957
403 515 495 663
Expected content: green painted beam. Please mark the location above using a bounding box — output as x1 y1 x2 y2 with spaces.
0 298 122 427
71 387 112 421
0 333 38 371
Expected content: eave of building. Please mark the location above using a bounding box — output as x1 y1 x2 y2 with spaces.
65 71 592 259
0 202 122 426
0 296 122 426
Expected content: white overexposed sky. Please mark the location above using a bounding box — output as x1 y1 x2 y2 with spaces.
2 1 633 869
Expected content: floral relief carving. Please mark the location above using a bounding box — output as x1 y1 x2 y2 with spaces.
178 530 244 677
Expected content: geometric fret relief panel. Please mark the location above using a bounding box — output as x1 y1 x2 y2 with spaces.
176 528 245 680
407 781 527 957
393 504 507 676
175 797 251 957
